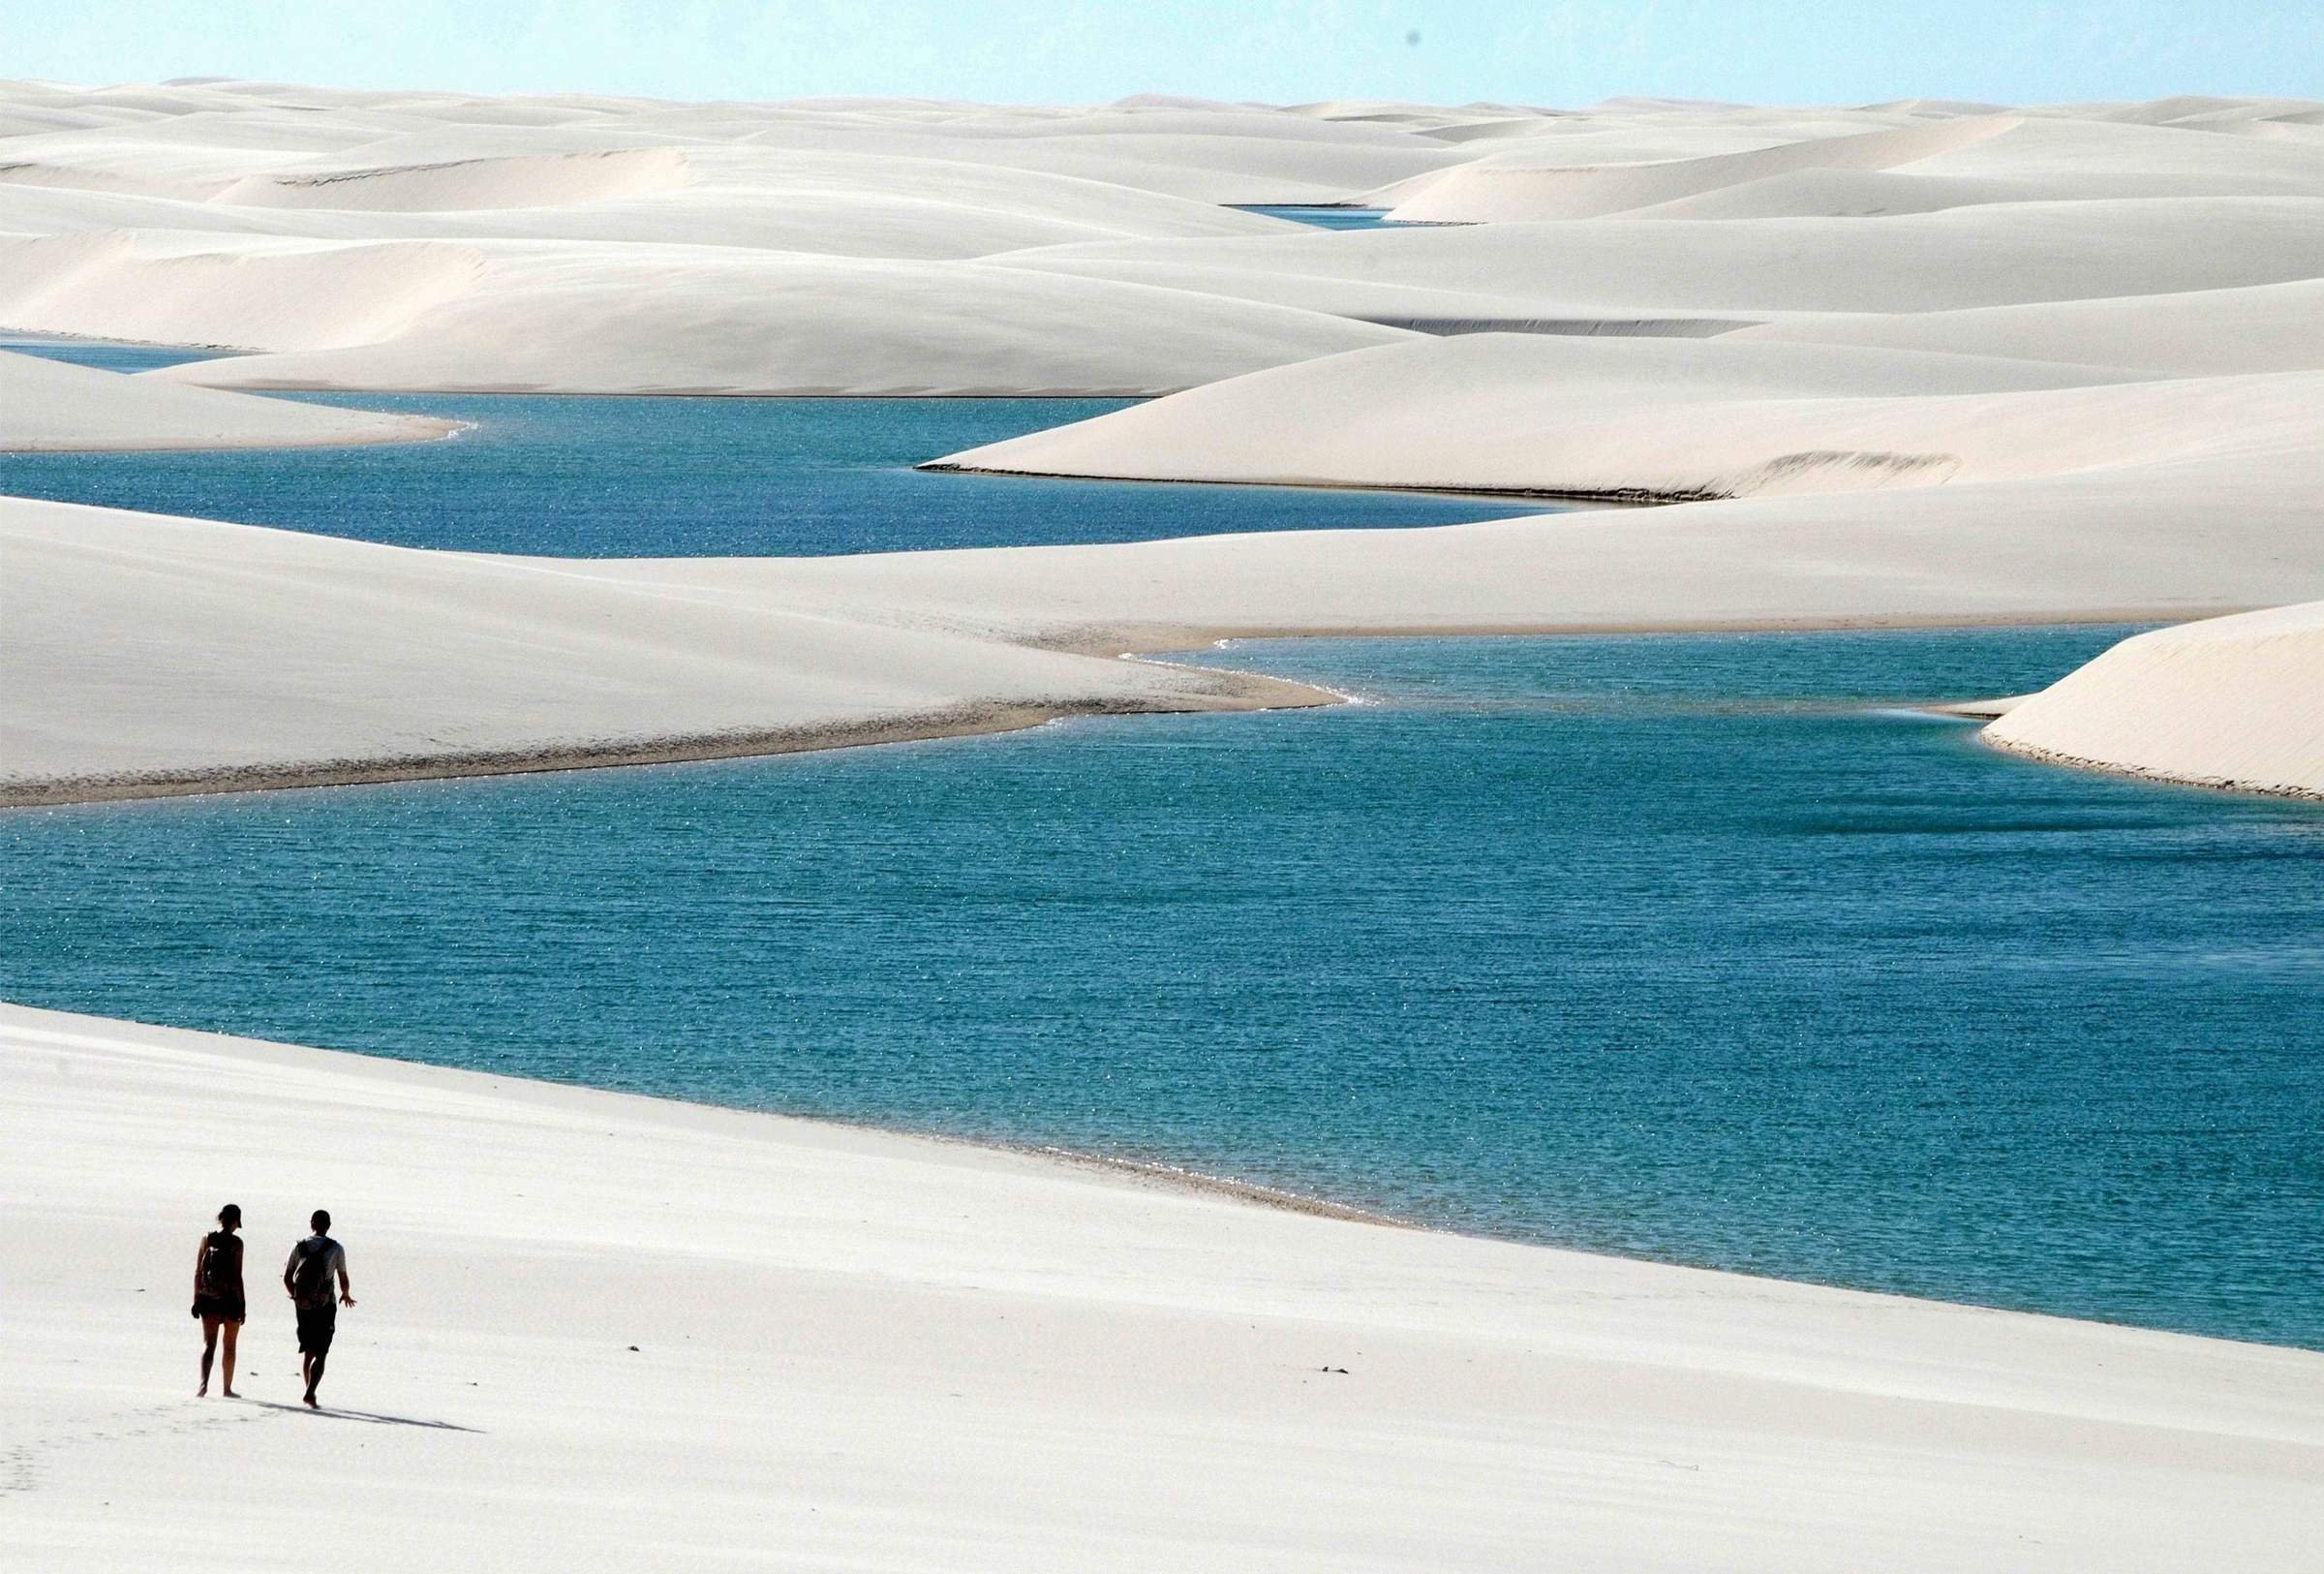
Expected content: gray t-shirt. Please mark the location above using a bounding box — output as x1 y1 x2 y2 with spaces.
287 1236 346 1310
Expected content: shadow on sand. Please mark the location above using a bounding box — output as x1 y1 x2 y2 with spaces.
248 1400 482 1433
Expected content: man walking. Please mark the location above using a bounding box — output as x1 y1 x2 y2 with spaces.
284 1210 355 1408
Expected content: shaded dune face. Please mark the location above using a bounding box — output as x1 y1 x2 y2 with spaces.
0 231 488 352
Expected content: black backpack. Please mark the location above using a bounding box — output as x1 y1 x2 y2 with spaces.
291 1238 334 1305
199 1232 235 1296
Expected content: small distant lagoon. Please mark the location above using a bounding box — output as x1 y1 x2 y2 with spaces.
1236 204 1401 231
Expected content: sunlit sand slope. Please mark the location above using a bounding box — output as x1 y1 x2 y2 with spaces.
0 348 448 449
0 499 1317 804
1985 603 2324 797
5 1003 2321 1571
928 333 2324 498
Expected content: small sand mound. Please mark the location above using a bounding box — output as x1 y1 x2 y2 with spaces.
0 232 486 352
0 349 448 450
1986 602 2324 798
1607 167 2018 220
1740 279 2324 376
0 158 221 201
1387 115 2022 222
213 146 695 212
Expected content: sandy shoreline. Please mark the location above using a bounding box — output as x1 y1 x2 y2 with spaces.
12 994 2302 1334
919 454 1719 505
6 419 469 454
4 611 2198 810
0 682 1327 809
1982 733 2324 801
0 343 460 452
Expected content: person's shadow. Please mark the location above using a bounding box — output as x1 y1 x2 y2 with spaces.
247 1400 481 1433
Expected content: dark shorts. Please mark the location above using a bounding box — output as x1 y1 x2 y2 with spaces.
295 1301 337 1356
191 1293 244 1324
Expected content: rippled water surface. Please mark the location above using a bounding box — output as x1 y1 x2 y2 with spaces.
7 629 2321 1347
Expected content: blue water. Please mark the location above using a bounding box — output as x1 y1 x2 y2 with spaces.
6 629 2321 1347
0 335 227 374
1236 204 1400 231
1 335 1552 555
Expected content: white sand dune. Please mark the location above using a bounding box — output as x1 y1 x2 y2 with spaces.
0 499 1318 804
929 334 2324 511
728 105 1473 203
0 85 1459 392
211 145 699 210
0 348 449 449
997 197 2324 324
710 447 2324 648
2036 93 2324 129
0 84 2316 799
929 332 2205 496
12 445 2323 804
6 85 2317 393
0 196 1397 398
2 85 1469 207
6 1002 2321 1571
1738 279 2324 375
1386 112 2324 222
1984 602 2324 797
0 151 1291 259
139 243 1409 395
1602 165 2031 220
0 231 488 353
0 227 1403 396
1384 114 2027 221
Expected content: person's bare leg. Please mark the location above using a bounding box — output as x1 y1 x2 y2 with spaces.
220 1322 239 1398
198 1316 219 1396
303 1349 326 1407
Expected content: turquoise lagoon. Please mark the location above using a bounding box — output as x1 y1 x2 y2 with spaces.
2 354 2319 1347
0 336 1542 556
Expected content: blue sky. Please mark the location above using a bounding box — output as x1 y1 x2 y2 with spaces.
8 1 2319 106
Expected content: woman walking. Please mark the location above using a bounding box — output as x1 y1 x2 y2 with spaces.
193 1204 246 1398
